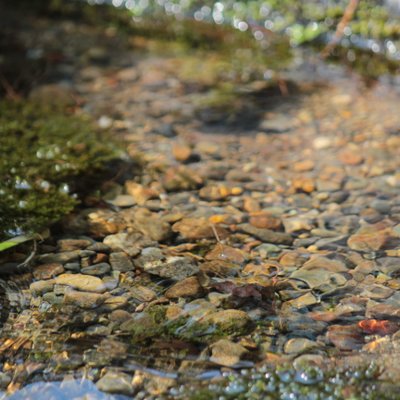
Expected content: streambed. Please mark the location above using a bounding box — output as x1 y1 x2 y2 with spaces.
0 1 400 399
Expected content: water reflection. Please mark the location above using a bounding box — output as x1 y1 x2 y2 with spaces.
0 379 129 400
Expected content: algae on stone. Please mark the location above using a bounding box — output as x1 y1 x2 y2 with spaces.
0 100 123 240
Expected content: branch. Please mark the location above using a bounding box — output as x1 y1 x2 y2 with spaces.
321 0 359 58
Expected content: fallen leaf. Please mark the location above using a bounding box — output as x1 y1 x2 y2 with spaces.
358 319 398 336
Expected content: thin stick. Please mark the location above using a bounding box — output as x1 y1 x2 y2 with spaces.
16 240 37 270
210 223 221 243
321 0 359 58
0 73 20 101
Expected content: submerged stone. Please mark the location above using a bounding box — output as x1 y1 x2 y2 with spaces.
55 273 107 293
96 371 134 395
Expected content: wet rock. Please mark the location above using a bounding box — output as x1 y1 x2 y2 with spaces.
129 285 157 302
284 338 319 354
103 232 142 255
172 217 228 240
64 262 81 272
366 303 400 319
87 242 111 253
165 276 203 299
96 371 134 395
291 177 315 193
249 212 282 230
133 208 172 242
101 296 128 311
205 243 246 264
57 239 92 251
134 247 164 269
108 194 136 208
42 292 63 305
201 309 251 334
285 292 319 309
109 252 135 272
293 160 314 172
360 284 394 300
144 256 199 280
327 324 364 350
103 275 120 291
210 339 249 367
37 250 80 265
165 304 184 320
313 136 333 150
162 166 203 191
378 257 400 277
290 268 347 289
172 143 194 163
33 263 64 280
348 223 394 252
125 181 159 205
0 372 11 389
279 251 308 268
109 309 132 323
253 243 282 258
238 223 293 245
301 255 348 273
338 148 363 166
64 209 127 238
243 198 261 213
199 260 239 277
63 290 108 309
30 279 55 296
199 185 243 201
282 217 314 233
55 273 107 293
81 262 111 276
309 302 364 322
285 315 327 337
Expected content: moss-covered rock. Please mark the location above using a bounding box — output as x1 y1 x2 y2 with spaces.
0 100 123 240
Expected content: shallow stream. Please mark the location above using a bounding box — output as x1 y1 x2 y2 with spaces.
0 1 400 399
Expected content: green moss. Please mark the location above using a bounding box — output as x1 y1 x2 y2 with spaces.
0 100 123 240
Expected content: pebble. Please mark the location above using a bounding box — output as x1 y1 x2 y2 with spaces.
162 166 203 191
55 273 107 293
96 371 134 395
172 217 228 240
30 279 55 296
210 339 248 367
238 223 293 245
249 212 282 230
133 208 172 242
63 290 108 309
327 324 364 350
109 252 135 272
33 263 65 280
348 224 392 252
36 250 80 264
205 243 246 264
108 194 136 208
129 285 157 302
144 256 199 280
81 262 111 276
57 239 92 251
172 143 193 163
283 338 319 354
165 276 202 299
201 309 251 334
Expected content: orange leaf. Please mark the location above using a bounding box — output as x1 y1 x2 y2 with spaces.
358 319 398 335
